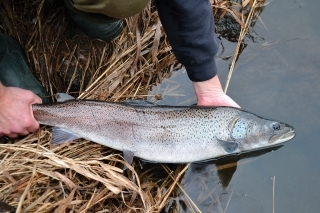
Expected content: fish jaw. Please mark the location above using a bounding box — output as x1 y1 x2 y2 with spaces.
268 124 295 144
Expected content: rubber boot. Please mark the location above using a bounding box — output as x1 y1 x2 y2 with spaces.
63 0 124 42
0 34 51 103
69 9 124 42
63 0 151 41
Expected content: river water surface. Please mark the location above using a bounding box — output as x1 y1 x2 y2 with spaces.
147 0 320 212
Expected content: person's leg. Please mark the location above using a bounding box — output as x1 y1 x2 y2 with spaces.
0 34 51 103
63 0 150 42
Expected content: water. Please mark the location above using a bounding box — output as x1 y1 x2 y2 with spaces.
148 0 320 212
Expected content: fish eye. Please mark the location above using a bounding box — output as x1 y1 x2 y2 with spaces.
273 123 281 130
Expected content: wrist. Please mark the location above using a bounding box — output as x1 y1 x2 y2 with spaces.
193 75 224 97
192 75 240 108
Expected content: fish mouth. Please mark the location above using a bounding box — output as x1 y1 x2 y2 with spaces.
269 125 295 144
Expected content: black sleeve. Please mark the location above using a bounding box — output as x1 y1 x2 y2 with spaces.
155 0 219 82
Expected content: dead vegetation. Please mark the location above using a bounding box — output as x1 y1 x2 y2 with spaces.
0 0 266 212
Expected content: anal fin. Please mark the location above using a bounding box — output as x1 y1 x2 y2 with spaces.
51 127 80 144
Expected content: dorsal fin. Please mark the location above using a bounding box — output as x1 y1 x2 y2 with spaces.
124 99 157 106
55 93 75 102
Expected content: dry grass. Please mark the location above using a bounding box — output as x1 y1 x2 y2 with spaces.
0 0 266 212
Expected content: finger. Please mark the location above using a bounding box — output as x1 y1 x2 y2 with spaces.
32 95 42 104
225 96 241 108
29 99 41 133
7 133 19 138
17 130 30 136
26 120 40 133
26 91 42 105
7 126 30 137
35 96 42 104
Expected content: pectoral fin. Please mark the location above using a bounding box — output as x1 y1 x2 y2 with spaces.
217 139 239 153
51 127 80 144
123 149 135 164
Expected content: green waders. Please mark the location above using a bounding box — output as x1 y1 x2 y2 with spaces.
0 34 51 103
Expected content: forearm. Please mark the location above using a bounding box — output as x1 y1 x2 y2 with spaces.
155 0 239 108
155 0 219 81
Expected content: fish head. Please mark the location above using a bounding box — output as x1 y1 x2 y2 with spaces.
230 112 295 150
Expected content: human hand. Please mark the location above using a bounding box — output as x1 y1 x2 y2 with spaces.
193 75 240 108
0 83 42 138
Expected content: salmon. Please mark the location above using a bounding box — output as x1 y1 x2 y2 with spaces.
33 95 295 163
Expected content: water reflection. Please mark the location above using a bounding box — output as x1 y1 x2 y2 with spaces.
139 146 282 213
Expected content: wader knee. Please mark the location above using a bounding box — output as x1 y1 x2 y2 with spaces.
63 0 150 42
